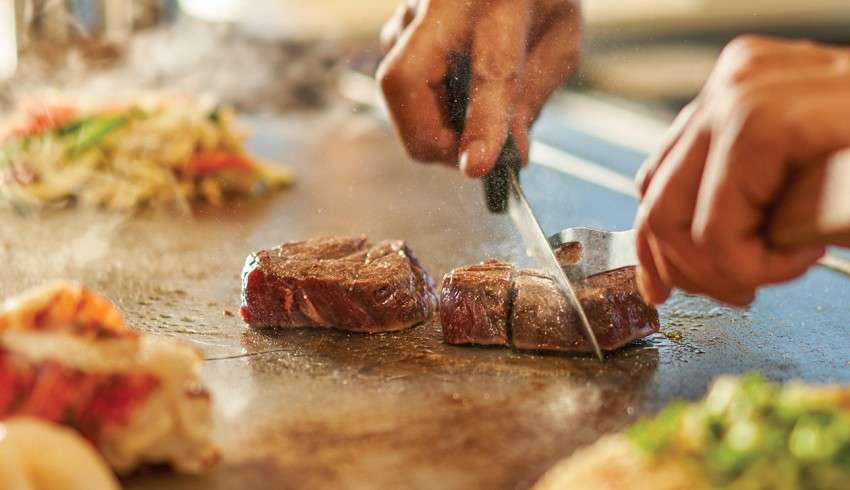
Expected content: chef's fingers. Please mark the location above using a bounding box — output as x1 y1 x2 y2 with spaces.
635 100 700 198
652 241 756 306
516 0 581 131
459 0 532 177
636 118 755 305
635 227 670 304
380 2 418 54
692 80 850 288
377 2 472 164
637 122 716 282
639 36 846 196
508 0 580 167
643 233 753 306
652 236 758 305
693 163 827 289
644 235 676 302
706 35 844 91
759 246 827 284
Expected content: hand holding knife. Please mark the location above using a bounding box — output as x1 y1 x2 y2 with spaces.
445 54 605 360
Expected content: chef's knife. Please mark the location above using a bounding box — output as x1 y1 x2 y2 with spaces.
445 52 521 213
445 54 604 360
507 173 604 359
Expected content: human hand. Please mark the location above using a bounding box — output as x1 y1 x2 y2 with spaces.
634 35 850 306
378 0 581 177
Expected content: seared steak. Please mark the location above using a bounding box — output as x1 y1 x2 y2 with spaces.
440 260 512 346
511 267 658 352
240 236 437 332
440 254 659 353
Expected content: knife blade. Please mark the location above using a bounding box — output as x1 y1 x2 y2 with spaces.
444 52 603 359
505 168 604 360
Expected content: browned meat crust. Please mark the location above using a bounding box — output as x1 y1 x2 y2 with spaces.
440 260 512 346
440 260 658 353
241 236 438 333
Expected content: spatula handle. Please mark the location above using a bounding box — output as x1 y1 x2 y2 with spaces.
768 149 850 248
445 53 520 213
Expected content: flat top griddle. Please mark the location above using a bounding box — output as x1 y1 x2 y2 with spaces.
0 111 847 490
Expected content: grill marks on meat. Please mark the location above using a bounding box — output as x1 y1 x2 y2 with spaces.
440 261 659 353
240 236 438 332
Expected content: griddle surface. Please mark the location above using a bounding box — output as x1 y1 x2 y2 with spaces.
1 112 847 490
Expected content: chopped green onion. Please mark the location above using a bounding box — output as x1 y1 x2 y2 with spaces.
67 114 129 155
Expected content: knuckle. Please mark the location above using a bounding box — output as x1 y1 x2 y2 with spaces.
713 35 774 87
376 65 398 95
722 96 779 148
724 62 759 86
377 62 407 95
473 56 521 86
380 17 401 47
722 34 768 60
710 88 769 140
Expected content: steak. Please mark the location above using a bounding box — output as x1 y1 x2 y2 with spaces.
510 267 659 352
439 249 659 353
440 260 512 346
240 236 437 332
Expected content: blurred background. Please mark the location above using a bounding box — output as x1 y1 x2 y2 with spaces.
6 0 850 106
4 0 850 202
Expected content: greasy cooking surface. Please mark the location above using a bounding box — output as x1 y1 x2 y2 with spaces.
1 111 848 489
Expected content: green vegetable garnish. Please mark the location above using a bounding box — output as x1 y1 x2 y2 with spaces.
66 114 129 155
54 116 93 137
628 374 850 489
207 106 222 123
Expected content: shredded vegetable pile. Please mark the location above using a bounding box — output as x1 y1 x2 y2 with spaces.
0 97 294 211
628 374 850 490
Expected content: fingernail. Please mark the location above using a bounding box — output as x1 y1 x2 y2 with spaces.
459 140 487 177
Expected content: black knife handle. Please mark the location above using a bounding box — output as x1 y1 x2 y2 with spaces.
445 53 521 214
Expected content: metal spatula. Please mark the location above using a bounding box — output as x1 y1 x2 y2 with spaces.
548 228 637 281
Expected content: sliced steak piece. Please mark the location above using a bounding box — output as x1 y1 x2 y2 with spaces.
439 254 659 353
240 236 437 333
440 260 512 346
511 266 659 352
